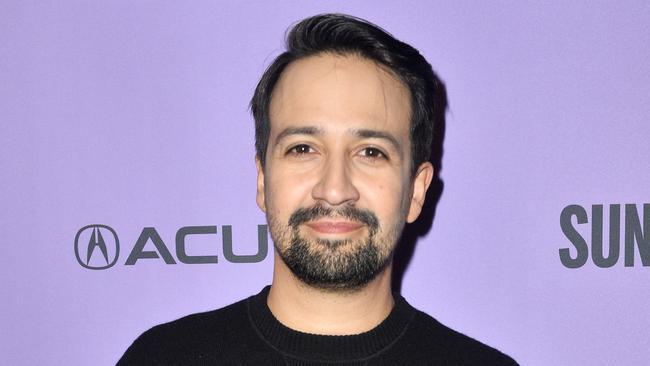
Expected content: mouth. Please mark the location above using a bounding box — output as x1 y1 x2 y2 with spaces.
303 220 365 235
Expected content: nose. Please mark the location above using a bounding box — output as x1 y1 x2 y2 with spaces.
311 156 360 206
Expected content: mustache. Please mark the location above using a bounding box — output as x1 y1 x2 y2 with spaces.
288 205 379 234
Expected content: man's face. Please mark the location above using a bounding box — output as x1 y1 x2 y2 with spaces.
256 53 432 290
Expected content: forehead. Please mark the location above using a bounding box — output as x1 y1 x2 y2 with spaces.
268 53 411 140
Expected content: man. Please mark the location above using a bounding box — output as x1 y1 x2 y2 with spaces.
119 14 517 365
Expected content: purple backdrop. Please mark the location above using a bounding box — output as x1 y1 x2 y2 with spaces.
1 1 649 365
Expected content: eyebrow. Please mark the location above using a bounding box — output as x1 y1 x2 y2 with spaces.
353 129 402 153
274 126 324 146
272 125 403 156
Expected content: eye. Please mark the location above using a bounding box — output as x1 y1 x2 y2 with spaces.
359 147 388 160
286 144 315 155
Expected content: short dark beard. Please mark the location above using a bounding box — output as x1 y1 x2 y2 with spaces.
277 205 392 291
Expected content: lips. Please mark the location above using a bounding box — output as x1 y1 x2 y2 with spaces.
304 221 364 234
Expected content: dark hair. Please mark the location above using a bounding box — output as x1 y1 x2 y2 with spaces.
250 13 446 175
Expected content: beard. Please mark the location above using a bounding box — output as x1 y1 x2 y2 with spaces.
268 204 404 291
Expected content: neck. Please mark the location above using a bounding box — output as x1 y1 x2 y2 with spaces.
267 252 394 335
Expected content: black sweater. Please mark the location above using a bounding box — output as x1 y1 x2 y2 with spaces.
118 287 518 365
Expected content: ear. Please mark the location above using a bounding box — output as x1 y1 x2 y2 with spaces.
255 157 266 212
406 162 434 223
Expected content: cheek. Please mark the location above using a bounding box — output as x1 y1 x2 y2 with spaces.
265 168 314 215
360 176 406 216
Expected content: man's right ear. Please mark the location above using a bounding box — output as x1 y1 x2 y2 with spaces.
255 157 266 212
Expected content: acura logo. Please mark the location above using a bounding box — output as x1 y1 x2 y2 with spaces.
74 224 120 270
74 224 269 269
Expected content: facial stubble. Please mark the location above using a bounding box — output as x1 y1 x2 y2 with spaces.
269 205 405 291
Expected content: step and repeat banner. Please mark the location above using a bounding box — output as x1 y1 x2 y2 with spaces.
1 1 648 365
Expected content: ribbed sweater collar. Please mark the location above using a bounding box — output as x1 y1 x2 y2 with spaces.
246 286 416 362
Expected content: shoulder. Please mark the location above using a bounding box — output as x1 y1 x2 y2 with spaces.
400 309 519 365
117 297 252 365
137 297 249 345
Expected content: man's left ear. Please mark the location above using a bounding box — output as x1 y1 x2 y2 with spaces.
406 162 434 223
